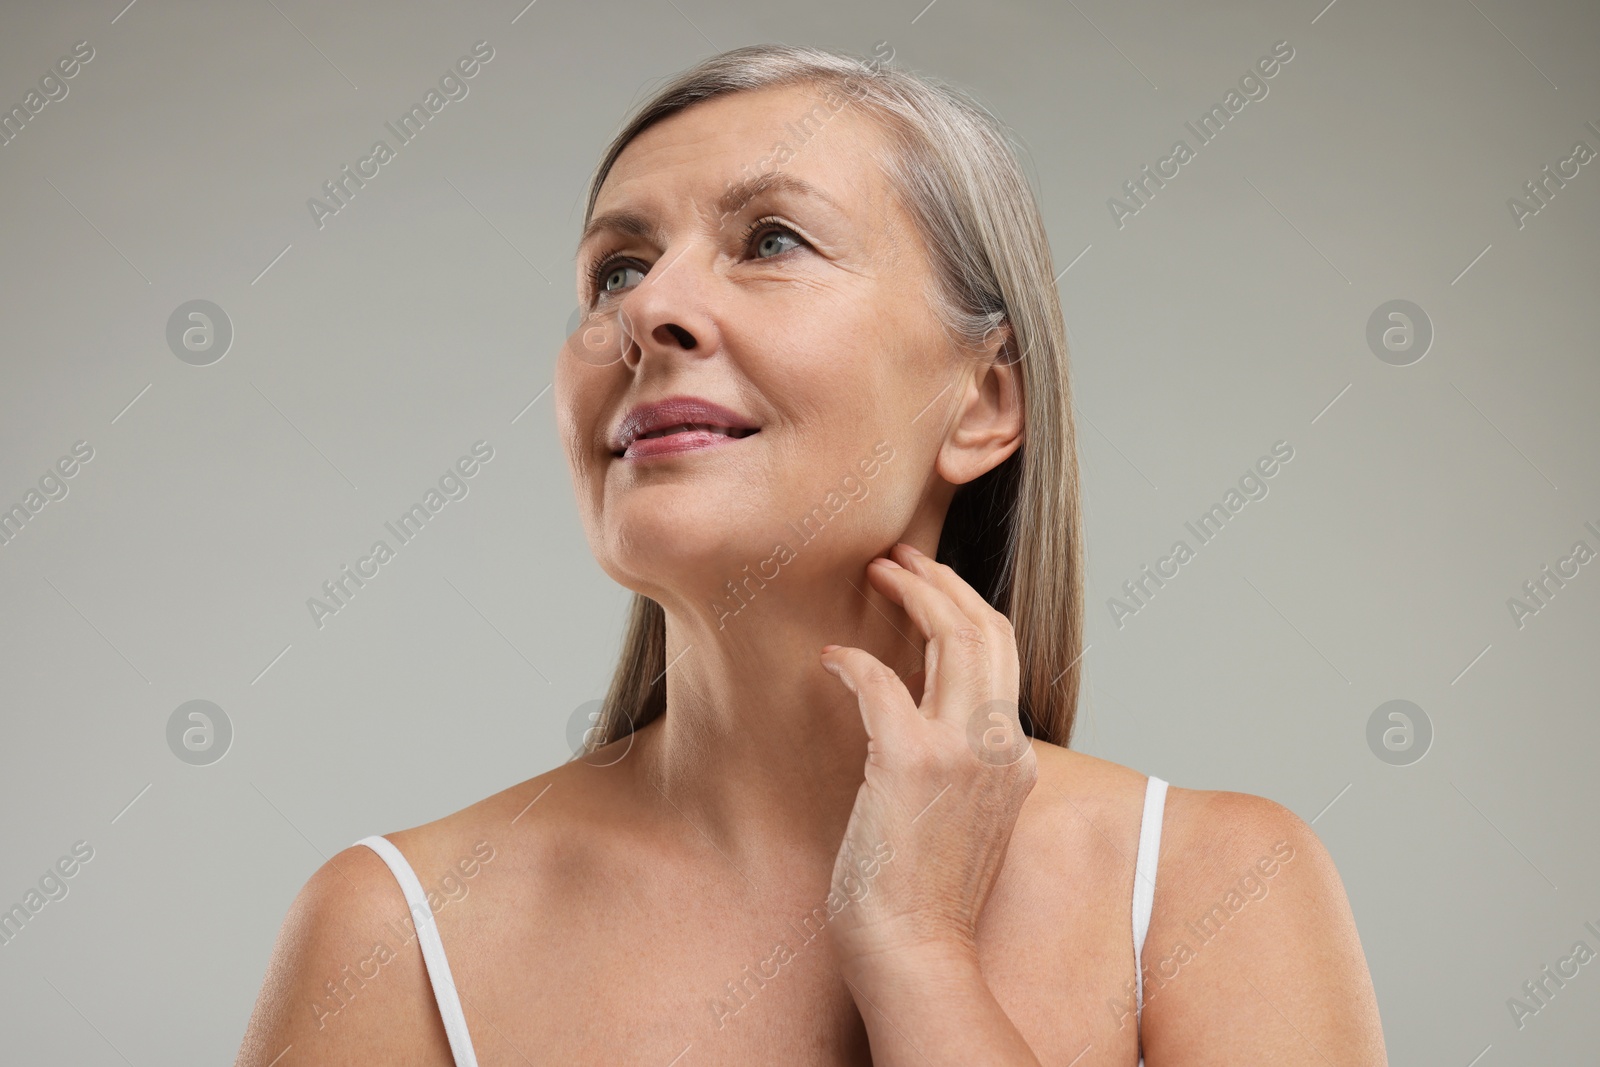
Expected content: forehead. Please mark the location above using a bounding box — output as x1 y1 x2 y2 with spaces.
591 82 895 221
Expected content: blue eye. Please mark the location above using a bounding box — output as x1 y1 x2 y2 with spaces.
586 256 643 302
751 224 803 258
743 215 811 261
583 216 809 302
601 264 644 293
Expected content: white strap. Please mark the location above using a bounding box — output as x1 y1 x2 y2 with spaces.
355 835 479 1067
1132 775 1169 1022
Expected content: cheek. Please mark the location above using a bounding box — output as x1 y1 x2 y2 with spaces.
770 383 876 479
780 402 922 523
553 362 601 468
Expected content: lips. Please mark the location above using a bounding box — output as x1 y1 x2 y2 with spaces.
612 396 760 458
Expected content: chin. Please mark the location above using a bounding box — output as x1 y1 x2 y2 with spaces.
593 506 774 601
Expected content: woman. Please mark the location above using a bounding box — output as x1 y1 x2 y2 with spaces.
236 44 1386 1065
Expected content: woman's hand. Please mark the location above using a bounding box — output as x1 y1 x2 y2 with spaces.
818 541 1038 982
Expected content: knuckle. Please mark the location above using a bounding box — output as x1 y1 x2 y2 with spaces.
865 663 900 688
953 626 987 651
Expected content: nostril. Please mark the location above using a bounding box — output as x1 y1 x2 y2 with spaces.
660 323 696 348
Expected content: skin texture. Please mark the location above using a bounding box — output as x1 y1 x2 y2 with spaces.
234 83 1387 1065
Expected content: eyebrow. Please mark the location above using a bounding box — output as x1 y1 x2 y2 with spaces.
714 171 843 220
579 171 843 252
577 209 664 257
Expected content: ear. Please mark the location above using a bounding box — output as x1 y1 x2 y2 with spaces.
934 324 1024 487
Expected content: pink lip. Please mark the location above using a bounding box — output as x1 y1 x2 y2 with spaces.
611 395 760 460
621 429 752 460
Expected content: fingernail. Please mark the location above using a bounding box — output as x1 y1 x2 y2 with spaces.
821 644 841 653
872 557 902 570
901 543 926 556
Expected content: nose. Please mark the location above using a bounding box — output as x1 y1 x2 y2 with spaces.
616 245 722 371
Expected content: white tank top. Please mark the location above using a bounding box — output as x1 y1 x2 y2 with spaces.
356 774 1170 1066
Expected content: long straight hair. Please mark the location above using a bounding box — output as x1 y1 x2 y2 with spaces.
579 44 1085 750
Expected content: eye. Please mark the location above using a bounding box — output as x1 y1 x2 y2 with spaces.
745 217 807 260
753 227 801 258
589 258 644 301
583 217 810 303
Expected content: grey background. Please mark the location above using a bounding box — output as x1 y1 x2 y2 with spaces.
1 0 1595 1062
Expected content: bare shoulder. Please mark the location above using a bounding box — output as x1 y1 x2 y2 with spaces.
999 741 1158 907
1141 785 1388 1065
381 752 631 887
1156 787 1337 887
233 760 592 1067
1009 744 1387 1063
232 841 452 1065
1026 739 1149 811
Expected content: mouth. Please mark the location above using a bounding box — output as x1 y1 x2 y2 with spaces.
611 396 761 460
636 423 759 442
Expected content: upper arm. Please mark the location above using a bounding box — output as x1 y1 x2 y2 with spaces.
1140 790 1387 1066
233 845 454 1066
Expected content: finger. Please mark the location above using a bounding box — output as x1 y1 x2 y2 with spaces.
866 558 994 718
819 645 919 742
891 543 1013 640
890 545 1019 706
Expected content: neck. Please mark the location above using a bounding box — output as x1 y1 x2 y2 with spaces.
631 554 927 877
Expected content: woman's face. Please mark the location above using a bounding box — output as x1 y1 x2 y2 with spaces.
555 82 990 612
